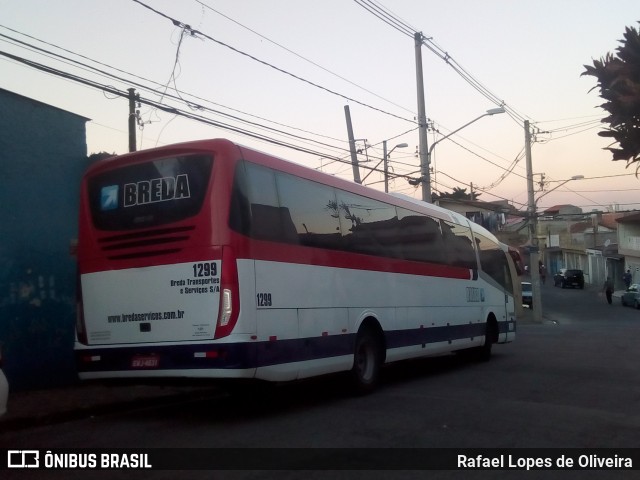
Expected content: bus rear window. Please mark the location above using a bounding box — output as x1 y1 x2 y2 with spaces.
87 154 213 230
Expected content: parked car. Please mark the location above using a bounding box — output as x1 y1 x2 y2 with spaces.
553 268 585 289
621 284 640 309
0 345 8 417
521 281 533 309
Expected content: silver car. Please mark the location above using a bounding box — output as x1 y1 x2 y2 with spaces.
621 284 640 309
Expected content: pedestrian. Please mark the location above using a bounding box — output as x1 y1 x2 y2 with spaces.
603 276 614 305
539 264 547 285
623 269 632 290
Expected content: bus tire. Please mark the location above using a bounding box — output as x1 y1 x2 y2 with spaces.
351 326 383 395
476 317 498 362
460 316 498 362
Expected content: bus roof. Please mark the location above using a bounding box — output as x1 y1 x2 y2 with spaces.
85 138 499 238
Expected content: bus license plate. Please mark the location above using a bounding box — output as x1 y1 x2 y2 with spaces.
131 355 160 368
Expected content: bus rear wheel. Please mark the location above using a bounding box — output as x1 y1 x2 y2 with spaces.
460 318 496 362
351 327 382 394
476 319 497 362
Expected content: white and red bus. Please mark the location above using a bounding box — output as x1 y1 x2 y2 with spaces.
75 138 517 392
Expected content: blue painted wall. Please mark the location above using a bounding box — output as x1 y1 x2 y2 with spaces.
0 88 90 390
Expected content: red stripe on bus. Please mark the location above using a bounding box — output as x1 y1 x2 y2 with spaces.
232 236 473 280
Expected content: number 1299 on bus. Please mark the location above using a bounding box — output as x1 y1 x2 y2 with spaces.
192 262 217 277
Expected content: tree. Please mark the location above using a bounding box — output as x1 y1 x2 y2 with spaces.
582 23 640 169
432 187 480 201
88 151 115 163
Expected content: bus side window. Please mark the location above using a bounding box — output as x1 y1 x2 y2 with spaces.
475 233 512 293
396 209 446 265
229 162 252 236
231 162 298 244
276 173 342 250
336 190 400 258
249 205 298 244
441 220 477 270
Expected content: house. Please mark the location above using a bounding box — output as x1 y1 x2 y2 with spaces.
527 203 628 287
0 88 90 389
439 196 640 290
433 198 516 235
542 204 583 219
617 212 640 286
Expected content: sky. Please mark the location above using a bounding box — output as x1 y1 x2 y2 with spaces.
2 0 640 214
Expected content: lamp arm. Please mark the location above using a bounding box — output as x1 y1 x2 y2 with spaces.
428 113 489 157
361 143 406 183
534 179 570 206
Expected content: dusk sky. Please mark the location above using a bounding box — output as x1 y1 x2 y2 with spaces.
2 0 640 213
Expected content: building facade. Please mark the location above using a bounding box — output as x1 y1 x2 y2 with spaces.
617 212 640 287
0 88 90 389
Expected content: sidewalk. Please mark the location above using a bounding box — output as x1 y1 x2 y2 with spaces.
0 381 222 432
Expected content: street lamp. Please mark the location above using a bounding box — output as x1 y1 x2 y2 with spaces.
420 107 506 202
383 141 408 193
528 174 584 322
536 175 585 205
362 141 408 192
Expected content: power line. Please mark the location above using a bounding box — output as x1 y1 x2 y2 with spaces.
353 1 627 210
319 126 419 171
0 28 350 155
1 48 429 185
538 123 601 142
7 3 618 210
571 188 640 193
436 170 529 209
5 9 524 202
425 120 529 190
131 0 416 125
0 23 349 146
352 0 414 37
193 0 417 117
0 23 427 187
481 148 526 191
438 135 528 181
0 49 341 155
353 0 529 127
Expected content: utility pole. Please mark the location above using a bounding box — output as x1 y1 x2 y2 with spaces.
383 140 389 193
525 120 543 322
128 88 138 153
414 32 431 203
344 105 362 184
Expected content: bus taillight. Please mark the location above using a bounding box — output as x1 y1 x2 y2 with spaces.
220 289 233 326
215 247 239 339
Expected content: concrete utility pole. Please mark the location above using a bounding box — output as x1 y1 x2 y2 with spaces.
525 120 543 322
128 88 138 153
344 105 362 184
383 140 389 193
414 32 431 203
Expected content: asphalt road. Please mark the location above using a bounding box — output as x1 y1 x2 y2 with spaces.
2 281 639 479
